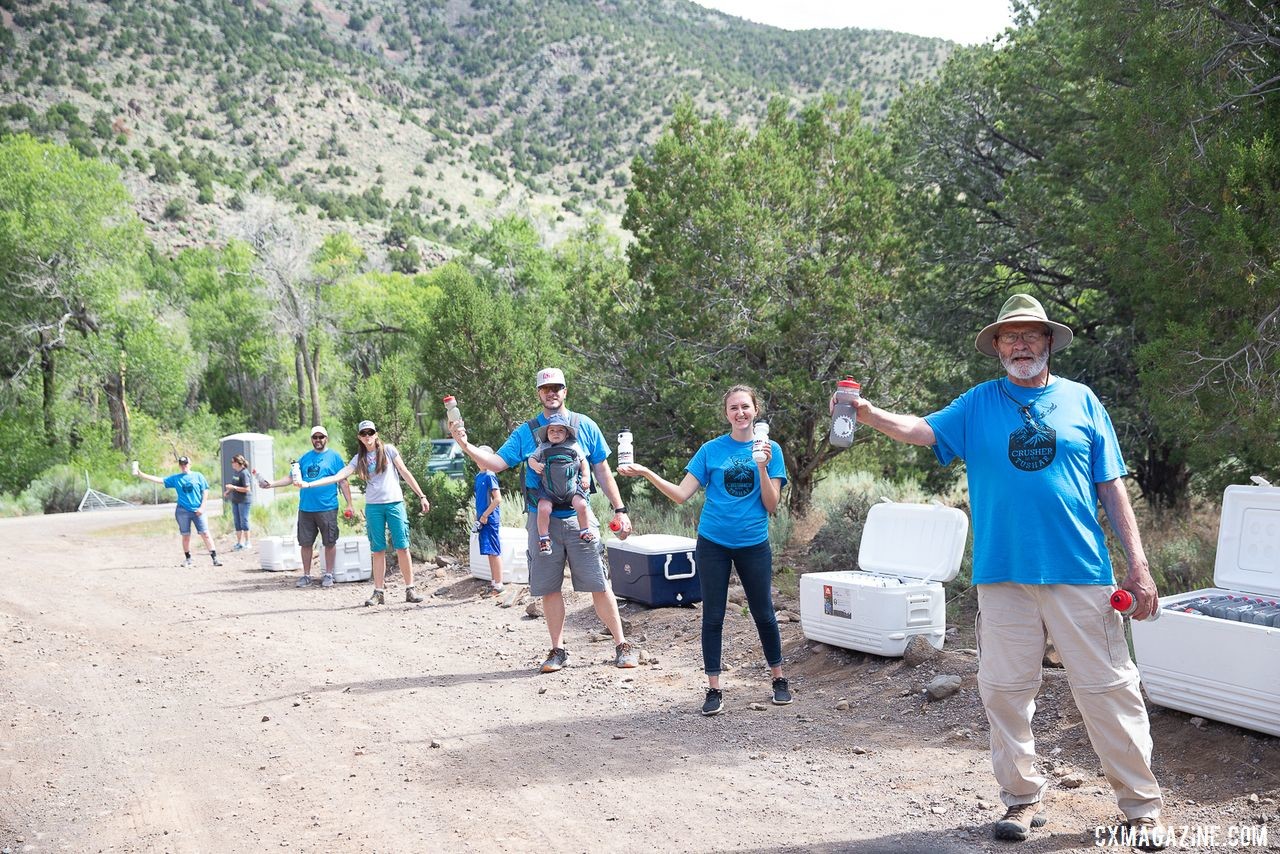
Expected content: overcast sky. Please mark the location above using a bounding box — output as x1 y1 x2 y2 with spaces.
688 1 1016 45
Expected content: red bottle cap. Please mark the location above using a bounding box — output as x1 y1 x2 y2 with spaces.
1109 589 1135 612
837 377 860 391
442 395 456 405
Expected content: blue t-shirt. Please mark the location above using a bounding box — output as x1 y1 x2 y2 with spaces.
474 471 500 525
297 448 346 512
163 471 209 512
497 409 609 517
925 376 1127 586
686 434 787 549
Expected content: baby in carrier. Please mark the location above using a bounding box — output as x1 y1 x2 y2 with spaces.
528 413 593 555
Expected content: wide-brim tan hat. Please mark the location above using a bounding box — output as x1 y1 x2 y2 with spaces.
975 293 1073 357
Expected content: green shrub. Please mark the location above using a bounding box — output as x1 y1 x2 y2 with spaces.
409 471 470 556
23 464 84 514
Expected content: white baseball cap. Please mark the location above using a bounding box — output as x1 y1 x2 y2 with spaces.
535 367 566 388
310 425 328 438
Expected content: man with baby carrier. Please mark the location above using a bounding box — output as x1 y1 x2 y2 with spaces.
449 367 639 673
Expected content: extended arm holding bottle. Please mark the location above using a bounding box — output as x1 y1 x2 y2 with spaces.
829 395 937 447
298 461 357 489
448 421 510 474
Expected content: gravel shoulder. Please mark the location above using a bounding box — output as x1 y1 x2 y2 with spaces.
0 507 1276 853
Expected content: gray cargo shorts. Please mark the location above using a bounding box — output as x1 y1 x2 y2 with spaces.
526 512 608 597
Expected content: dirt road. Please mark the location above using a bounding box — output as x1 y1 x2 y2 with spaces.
0 506 1275 852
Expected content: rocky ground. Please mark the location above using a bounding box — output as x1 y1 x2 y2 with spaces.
0 505 1276 853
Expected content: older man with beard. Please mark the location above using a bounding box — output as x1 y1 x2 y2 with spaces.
842 294 1169 850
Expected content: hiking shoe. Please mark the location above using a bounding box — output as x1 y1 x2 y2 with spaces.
295 575 313 588
232 543 243 551
364 589 385 607
490 582 505 595
320 573 334 588
992 802 1047 841
701 688 724 717
405 586 423 603
1125 816 1172 851
211 555 223 567
182 557 193 568
540 647 568 673
771 677 793 705
614 642 639 668
538 537 552 555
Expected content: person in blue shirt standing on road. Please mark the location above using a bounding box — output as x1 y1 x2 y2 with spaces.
473 446 504 595
618 384 791 717
840 294 1168 850
259 426 355 589
449 367 639 673
135 455 222 568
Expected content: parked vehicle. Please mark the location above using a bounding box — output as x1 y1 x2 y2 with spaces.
427 438 465 478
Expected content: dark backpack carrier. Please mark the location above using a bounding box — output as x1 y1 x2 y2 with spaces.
523 413 596 512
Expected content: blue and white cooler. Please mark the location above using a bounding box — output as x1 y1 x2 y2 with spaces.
605 534 701 607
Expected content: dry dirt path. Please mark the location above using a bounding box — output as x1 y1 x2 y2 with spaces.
0 506 1276 853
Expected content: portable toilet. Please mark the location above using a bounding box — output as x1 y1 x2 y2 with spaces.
219 432 275 506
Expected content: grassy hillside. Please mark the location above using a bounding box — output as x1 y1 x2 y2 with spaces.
0 0 950 255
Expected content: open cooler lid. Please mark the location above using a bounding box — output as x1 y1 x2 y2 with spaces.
858 501 969 583
606 533 697 555
1213 484 1280 596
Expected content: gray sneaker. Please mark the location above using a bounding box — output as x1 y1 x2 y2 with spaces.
320 573 335 588
405 586 423 603
364 589 385 606
295 575 313 588
181 557 193 568
540 647 568 673
771 677 793 705
614 642 639 668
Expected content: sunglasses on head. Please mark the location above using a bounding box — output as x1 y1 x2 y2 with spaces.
359 429 376 437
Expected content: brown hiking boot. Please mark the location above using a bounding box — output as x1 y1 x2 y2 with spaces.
992 802 1047 841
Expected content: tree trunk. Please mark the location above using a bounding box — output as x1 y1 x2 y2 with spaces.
294 343 307 428
40 333 56 444
306 340 321 428
106 353 131 454
1133 439 1190 511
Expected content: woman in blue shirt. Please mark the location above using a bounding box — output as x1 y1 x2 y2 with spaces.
619 385 790 716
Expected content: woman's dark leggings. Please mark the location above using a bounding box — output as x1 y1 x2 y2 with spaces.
695 536 782 676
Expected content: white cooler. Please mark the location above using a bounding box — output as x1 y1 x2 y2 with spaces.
469 526 530 585
331 535 372 583
258 535 302 572
800 500 969 657
1132 482 1280 737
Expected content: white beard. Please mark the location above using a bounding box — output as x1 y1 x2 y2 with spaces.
1000 349 1050 381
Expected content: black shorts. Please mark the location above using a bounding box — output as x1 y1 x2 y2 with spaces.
297 509 339 548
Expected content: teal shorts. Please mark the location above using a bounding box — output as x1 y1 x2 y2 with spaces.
364 501 410 552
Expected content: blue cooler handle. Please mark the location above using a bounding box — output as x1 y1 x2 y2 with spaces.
664 551 696 581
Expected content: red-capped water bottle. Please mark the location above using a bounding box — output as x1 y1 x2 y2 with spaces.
443 395 462 424
1110 589 1162 621
829 378 861 448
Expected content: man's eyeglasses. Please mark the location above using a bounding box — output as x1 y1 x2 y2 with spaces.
311 435 327 441
996 330 1049 346
358 430 376 437
539 385 565 393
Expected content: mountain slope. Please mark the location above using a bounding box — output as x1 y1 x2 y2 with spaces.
0 0 951 253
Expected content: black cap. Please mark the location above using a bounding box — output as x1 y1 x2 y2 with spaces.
177 456 190 465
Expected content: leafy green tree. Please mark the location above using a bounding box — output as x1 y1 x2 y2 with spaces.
616 98 905 512
0 135 144 444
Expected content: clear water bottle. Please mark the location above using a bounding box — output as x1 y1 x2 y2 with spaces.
443 395 462 424
829 377 861 448
289 459 301 485
752 422 770 464
1110 589 1161 621
131 460 139 475
617 430 634 466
